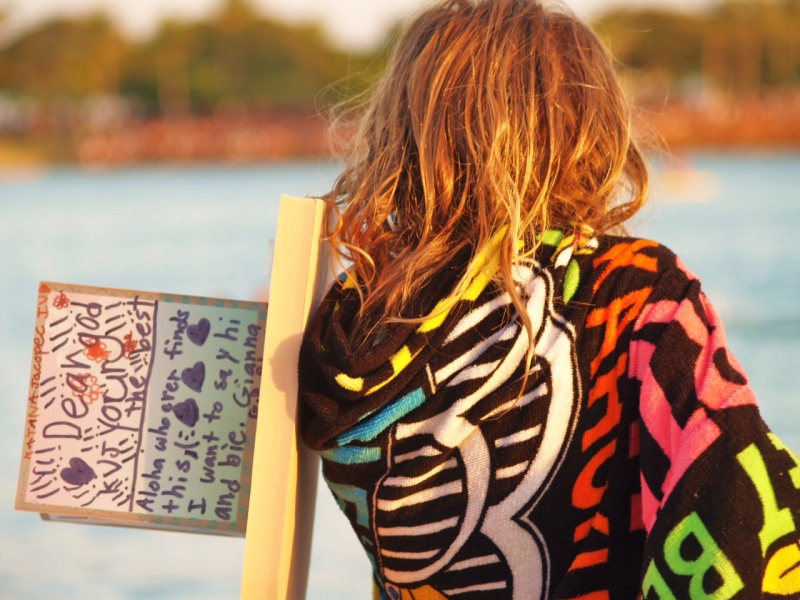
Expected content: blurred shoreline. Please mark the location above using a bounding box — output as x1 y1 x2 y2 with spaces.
0 110 333 170
1 94 800 170
638 92 800 151
2 1 800 170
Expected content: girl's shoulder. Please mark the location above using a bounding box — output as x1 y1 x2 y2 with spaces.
541 229 697 313
578 233 697 304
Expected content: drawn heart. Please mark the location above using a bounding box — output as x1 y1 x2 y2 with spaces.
173 398 199 428
187 318 210 346
181 361 205 393
60 457 97 486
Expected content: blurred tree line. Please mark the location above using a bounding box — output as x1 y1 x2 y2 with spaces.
1 0 799 119
0 0 384 123
0 0 798 159
597 0 800 96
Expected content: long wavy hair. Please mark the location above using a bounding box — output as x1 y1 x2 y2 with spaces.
325 0 648 340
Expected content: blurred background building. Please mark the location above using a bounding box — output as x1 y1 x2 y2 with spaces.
0 0 798 164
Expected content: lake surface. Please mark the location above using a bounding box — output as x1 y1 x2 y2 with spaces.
0 152 798 598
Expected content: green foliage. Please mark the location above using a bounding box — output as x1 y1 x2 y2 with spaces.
0 14 128 98
127 0 357 114
597 0 800 90
0 0 383 116
2 0 797 117
596 9 705 78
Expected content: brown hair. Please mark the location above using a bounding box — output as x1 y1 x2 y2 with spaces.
326 0 648 335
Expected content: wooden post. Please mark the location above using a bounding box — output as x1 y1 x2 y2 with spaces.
241 195 329 599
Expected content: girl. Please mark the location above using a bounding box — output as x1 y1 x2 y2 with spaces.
299 1 800 597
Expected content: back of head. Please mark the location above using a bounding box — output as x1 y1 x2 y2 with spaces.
329 0 648 322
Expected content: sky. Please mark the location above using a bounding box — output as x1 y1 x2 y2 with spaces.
0 0 717 50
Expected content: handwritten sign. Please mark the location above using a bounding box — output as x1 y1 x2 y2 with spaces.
17 282 266 535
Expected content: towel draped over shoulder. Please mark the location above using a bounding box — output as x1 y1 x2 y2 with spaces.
299 230 800 599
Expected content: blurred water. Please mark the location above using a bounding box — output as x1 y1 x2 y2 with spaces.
0 152 798 598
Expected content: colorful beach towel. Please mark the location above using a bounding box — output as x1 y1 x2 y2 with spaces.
300 231 800 599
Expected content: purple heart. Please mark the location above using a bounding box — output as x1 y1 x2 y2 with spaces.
60 457 96 486
181 361 205 393
173 398 199 427
187 318 210 346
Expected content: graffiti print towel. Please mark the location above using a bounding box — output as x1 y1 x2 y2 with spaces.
300 231 800 599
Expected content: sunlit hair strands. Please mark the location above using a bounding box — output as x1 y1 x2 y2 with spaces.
324 0 649 335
